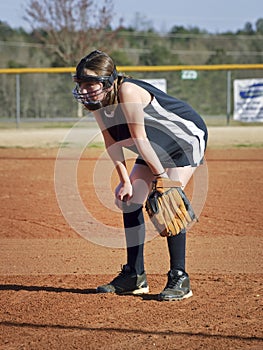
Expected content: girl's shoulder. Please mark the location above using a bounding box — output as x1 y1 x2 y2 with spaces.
118 78 152 104
122 77 167 97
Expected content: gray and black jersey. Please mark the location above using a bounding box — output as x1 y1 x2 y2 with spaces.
101 78 208 168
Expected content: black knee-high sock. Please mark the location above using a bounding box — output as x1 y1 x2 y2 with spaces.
167 229 186 272
122 203 145 275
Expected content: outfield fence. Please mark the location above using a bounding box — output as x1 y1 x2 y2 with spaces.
0 64 262 127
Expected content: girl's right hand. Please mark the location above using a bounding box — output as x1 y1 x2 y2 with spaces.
115 181 133 208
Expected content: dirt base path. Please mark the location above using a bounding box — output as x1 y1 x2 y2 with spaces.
0 133 262 349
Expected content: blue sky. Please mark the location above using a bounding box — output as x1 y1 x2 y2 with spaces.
0 0 262 33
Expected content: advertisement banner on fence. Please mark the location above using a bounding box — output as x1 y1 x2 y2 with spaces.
143 79 167 93
233 79 263 122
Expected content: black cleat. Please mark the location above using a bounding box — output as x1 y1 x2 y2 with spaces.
158 269 193 301
96 264 149 295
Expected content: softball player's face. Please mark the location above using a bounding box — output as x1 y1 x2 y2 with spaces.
79 70 106 103
79 82 104 101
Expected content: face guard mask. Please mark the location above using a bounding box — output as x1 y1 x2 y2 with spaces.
72 68 118 111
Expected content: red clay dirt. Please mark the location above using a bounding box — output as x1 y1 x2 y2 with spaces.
0 146 262 350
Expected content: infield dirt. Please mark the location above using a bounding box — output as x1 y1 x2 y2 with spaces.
0 126 262 349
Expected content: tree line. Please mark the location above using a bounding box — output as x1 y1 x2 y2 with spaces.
0 0 262 119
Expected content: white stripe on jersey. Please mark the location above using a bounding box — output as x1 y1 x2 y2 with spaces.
145 98 206 165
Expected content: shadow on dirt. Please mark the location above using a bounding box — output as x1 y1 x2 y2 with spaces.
1 320 262 343
0 284 161 301
0 284 97 294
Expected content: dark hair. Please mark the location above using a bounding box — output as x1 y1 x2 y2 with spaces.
75 50 126 106
76 50 114 78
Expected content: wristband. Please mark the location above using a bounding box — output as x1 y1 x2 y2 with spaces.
153 171 166 177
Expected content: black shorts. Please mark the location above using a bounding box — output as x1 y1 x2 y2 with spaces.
134 148 203 168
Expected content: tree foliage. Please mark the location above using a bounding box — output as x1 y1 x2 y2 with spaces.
0 13 262 119
256 18 263 34
23 0 121 65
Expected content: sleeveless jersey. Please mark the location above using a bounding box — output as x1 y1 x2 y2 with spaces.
101 78 208 167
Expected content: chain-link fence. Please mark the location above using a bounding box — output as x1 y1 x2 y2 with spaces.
0 64 262 126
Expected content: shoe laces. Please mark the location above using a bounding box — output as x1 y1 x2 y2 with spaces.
113 265 131 281
166 270 184 289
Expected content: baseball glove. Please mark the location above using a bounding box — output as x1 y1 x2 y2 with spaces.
145 177 197 237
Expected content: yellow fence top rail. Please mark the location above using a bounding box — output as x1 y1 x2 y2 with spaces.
0 64 262 74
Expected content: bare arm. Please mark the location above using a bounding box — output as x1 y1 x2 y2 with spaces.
118 83 168 177
93 111 132 200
